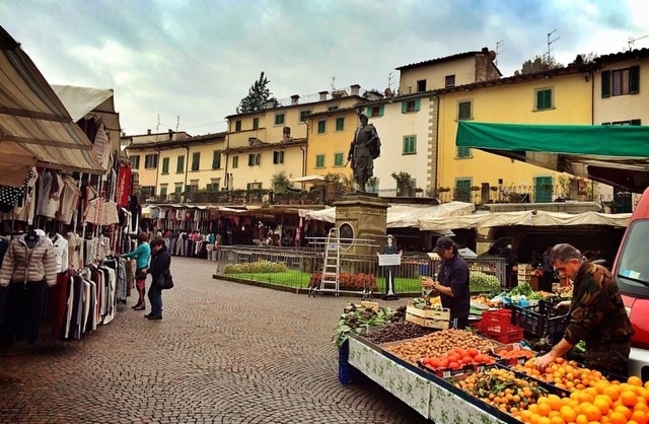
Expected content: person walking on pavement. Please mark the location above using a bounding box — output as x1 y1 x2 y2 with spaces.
502 244 517 289
422 237 470 329
145 238 171 320
120 232 151 311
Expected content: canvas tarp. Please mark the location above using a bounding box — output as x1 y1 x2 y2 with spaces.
418 210 631 231
456 121 649 192
303 201 475 228
0 25 103 187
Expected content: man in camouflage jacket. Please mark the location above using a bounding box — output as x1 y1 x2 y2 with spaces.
535 243 633 377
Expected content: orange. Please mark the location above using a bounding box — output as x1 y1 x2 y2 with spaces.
538 402 553 417
559 405 578 423
530 413 541 424
549 416 565 424
606 386 622 402
575 414 589 424
594 397 613 415
577 392 595 404
631 410 649 424
616 405 634 419
609 410 629 424
636 403 649 413
629 376 644 387
538 417 552 424
520 410 533 423
548 394 563 411
622 391 639 408
582 404 602 422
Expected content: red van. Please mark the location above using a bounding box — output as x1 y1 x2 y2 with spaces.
613 187 649 381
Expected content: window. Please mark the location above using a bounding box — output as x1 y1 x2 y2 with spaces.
252 117 259 130
603 119 642 126
161 157 170 174
212 150 222 169
275 113 285 126
141 186 155 196
454 179 471 202
299 110 311 123
456 146 472 158
174 183 182 194
315 154 325 168
335 117 345 131
232 156 239 168
130 155 140 170
248 153 260 166
458 101 472 120
317 120 326 134
144 154 158 169
191 152 200 171
602 66 640 98
417 79 427 92
367 105 384 118
273 150 284 164
189 180 199 193
334 152 344 167
402 136 416 155
206 178 221 192
535 88 553 110
445 75 456 88
328 105 339 111
176 155 185 173
534 176 553 203
160 185 168 196
401 99 421 113
235 120 242 132
247 182 262 190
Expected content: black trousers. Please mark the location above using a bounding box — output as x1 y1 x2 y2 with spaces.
450 316 469 330
2 281 46 346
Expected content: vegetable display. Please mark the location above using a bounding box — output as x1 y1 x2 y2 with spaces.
333 304 392 348
470 271 502 292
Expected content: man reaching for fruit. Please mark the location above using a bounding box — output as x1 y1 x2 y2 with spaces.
535 243 633 377
422 237 470 329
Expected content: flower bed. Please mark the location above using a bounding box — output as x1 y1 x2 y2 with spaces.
223 260 288 274
309 272 378 292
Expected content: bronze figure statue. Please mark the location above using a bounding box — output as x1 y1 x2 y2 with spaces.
347 112 380 192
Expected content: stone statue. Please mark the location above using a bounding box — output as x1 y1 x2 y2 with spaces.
347 113 380 192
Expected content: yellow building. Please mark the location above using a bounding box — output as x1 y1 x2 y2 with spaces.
436 65 592 202
123 132 226 200
305 107 359 179
224 87 365 190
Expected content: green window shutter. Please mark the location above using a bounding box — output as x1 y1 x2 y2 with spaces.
631 119 642 126
379 105 384 117
235 120 242 132
455 179 471 202
336 117 344 131
414 98 421 112
366 106 372 116
334 153 343 166
160 186 167 196
458 102 471 120
317 120 326 134
601 70 611 98
176 156 184 173
402 136 416 154
457 147 471 158
192 152 200 170
316 154 325 168
534 176 553 203
246 183 251 191
630 65 640 94
212 151 221 169
248 154 254 166
252 118 259 130
232 156 239 168
401 101 407 114
161 158 169 174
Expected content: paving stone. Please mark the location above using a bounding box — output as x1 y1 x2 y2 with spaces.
0 257 429 423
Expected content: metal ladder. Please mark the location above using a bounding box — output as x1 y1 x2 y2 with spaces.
309 227 341 296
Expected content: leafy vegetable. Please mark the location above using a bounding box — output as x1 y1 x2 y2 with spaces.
332 304 393 348
470 271 502 292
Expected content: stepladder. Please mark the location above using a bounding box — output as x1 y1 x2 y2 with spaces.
309 227 341 297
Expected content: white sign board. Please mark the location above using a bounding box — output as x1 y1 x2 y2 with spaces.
378 254 402 266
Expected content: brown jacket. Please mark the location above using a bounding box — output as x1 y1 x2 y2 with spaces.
0 235 57 287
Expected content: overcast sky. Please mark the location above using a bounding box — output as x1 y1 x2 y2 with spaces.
2 0 648 136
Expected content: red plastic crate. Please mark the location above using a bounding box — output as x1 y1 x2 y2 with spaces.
484 327 524 344
480 309 514 334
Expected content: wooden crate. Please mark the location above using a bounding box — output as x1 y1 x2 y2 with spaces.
405 302 451 330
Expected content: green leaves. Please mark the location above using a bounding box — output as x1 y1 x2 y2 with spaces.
333 304 394 348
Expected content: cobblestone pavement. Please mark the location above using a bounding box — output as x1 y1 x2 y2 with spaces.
0 257 430 424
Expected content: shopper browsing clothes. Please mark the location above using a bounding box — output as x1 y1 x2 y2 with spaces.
422 237 470 329
120 232 151 311
535 243 633 377
145 238 170 320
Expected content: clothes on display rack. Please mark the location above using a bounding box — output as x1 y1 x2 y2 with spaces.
49 233 69 274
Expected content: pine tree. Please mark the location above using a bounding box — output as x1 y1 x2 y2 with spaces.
237 72 279 113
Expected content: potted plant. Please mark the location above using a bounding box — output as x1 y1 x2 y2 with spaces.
271 170 291 194
366 176 379 193
391 171 412 197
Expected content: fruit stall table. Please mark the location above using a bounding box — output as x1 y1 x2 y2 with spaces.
347 334 519 424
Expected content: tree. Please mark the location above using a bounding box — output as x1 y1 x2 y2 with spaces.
514 55 564 75
237 72 279 113
271 170 291 194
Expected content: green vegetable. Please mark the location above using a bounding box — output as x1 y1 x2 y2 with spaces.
469 271 501 292
510 282 534 297
332 304 393 348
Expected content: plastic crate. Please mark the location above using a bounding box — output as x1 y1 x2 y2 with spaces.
338 340 359 385
510 299 568 337
480 309 514 335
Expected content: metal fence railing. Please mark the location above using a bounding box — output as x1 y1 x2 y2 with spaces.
214 245 507 296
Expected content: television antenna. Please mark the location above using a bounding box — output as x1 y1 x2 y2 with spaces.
495 40 506 65
546 29 560 59
387 71 394 91
628 35 648 50
331 76 336 91
176 115 180 132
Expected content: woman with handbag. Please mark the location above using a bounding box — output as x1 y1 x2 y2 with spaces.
145 238 171 320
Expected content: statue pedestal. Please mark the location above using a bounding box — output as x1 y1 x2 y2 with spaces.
334 193 389 257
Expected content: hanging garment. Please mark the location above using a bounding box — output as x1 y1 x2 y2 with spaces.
13 167 39 223
67 233 84 270
84 198 119 226
49 271 71 338
35 170 53 217
0 234 57 287
92 123 112 171
116 164 132 208
0 172 30 213
56 175 81 224
50 234 69 274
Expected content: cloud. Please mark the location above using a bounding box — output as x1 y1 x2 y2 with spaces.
1 0 647 136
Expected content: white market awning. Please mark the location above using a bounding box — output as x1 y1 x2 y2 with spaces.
289 174 326 184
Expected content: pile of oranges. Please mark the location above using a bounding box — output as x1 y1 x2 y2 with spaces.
512 357 610 391
513 371 649 424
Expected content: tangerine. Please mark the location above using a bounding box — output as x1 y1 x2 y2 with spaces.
609 410 629 424
538 402 553 417
616 405 634 420
632 410 649 424
559 405 577 423
548 394 563 411
575 414 589 424
629 377 644 387
622 391 639 408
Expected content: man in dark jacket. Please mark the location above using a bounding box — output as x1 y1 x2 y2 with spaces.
145 238 171 320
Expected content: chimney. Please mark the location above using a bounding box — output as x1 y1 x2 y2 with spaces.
290 94 300 105
350 84 360 95
147 129 152 135
319 90 329 101
168 129 173 140
265 100 276 109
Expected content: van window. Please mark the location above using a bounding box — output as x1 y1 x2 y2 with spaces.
616 220 649 292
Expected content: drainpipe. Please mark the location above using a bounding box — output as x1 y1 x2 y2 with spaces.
154 147 161 199
224 132 230 191
590 66 595 125
300 119 310 190
432 93 441 191
183 146 190 202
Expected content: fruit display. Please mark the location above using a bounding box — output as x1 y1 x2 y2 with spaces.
364 321 436 344
384 329 500 364
554 285 573 298
453 367 550 414
492 347 536 365
472 294 502 309
421 347 496 371
512 357 610 391
470 271 502 292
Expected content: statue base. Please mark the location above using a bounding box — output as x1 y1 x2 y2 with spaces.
333 193 389 257
382 294 399 301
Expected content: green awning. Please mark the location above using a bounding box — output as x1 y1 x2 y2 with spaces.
456 122 649 192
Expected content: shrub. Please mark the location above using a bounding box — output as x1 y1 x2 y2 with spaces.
223 261 288 274
309 272 378 291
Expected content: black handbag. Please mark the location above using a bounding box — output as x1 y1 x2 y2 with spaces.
157 269 174 290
